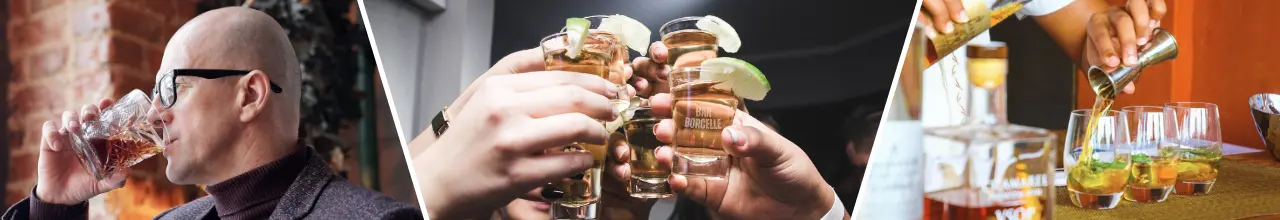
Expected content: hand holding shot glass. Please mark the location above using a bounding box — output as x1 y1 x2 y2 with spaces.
659 16 765 179
540 15 650 219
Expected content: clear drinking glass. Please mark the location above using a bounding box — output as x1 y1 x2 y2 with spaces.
1065 109 1130 209
623 106 672 198
540 32 616 220
1121 106 1179 203
583 15 631 89
68 89 167 180
1164 102 1223 196
659 16 718 70
668 66 738 179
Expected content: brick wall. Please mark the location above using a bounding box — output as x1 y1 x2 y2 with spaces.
6 0 195 215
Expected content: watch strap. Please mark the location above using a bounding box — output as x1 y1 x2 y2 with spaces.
432 107 450 137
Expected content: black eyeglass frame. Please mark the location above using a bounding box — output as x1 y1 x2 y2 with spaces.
154 69 284 109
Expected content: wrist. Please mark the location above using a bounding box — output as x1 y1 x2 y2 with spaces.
417 160 453 219
34 185 81 205
802 184 838 219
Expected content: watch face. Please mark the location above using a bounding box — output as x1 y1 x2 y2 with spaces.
433 109 450 136
436 123 449 136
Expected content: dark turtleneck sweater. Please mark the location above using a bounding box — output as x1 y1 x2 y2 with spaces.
26 148 310 220
204 147 310 219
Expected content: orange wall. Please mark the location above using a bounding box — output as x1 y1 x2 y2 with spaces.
1076 0 1280 149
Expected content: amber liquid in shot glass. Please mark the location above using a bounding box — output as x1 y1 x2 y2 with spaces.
669 66 738 179
540 32 617 220
624 107 672 198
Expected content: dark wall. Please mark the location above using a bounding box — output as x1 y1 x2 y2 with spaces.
990 17 1077 130
1 0 11 202
492 0 915 109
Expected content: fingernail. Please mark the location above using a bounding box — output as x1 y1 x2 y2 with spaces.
1137 37 1148 46
1107 56 1121 66
541 188 564 199
955 14 969 23
605 83 619 98
1151 20 1160 28
727 128 744 147
943 22 955 34
1126 54 1139 66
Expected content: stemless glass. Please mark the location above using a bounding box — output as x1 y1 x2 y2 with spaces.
1165 102 1223 196
1064 109 1131 209
623 106 672 198
659 16 718 69
68 89 168 180
540 32 617 220
1121 106 1179 203
582 15 631 91
668 66 738 179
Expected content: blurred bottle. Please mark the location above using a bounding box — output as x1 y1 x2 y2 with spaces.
924 0 1031 67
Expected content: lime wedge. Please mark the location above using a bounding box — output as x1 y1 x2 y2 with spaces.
564 17 591 58
602 101 636 133
700 57 769 100
598 15 652 56
695 16 741 53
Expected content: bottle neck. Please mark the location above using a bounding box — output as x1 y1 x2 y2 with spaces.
964 81 1008 125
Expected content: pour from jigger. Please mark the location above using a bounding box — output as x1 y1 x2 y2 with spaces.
1087 28 1179 99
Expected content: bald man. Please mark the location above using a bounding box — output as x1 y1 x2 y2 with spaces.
2 7 421 220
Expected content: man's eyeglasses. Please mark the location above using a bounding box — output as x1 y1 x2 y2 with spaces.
154 69 283 109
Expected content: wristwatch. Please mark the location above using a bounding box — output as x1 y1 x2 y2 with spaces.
431 106 450 137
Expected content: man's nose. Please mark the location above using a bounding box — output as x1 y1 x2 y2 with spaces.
146 98 171 125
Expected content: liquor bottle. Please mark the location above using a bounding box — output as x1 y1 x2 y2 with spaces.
921 42 1057 220
924 0 1032 67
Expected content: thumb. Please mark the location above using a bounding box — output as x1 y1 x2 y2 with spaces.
722 126 791 168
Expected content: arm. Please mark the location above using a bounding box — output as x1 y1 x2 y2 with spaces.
1034 0 1168 73
406 48 545 156
1 188 91 220
1031 0 1111 71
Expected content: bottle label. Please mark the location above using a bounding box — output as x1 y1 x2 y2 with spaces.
853 121 923 219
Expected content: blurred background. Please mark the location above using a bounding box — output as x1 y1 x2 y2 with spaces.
1 0 415 219
364 0 915 215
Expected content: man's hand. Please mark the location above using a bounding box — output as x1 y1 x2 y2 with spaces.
414 70 618 219
35 99 130 205
612 94 840 219
919 0 968 38
1084 0 1166 94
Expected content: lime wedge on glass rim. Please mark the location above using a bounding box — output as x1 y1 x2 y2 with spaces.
700 57 770 100
597 14 652 56
695 15 741 53
563 17 590 58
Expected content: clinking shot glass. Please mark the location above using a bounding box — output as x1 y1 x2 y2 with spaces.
623 106 673 198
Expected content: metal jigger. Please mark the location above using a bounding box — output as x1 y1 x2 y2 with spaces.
1249 93 1280 161
1087 28 1179 99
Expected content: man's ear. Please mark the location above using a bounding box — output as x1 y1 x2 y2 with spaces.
236 70 272 122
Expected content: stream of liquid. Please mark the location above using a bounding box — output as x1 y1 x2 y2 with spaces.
1079 96 1116 165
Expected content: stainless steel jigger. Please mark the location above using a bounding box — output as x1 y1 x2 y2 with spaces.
1087 28 1179 99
